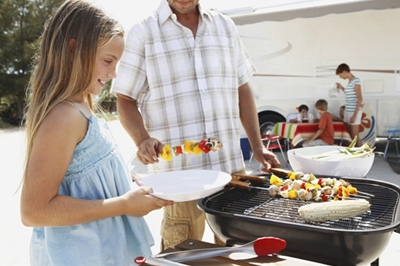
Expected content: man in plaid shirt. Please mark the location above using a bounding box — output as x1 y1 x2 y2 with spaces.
111 0 281 250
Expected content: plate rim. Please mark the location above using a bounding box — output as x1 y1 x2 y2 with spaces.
142 169 231 202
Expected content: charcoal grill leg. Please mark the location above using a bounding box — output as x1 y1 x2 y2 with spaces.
371 258 379 266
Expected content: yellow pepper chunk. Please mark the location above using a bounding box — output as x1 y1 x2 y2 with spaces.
347 186 358 195
288 189 297 199
270 174 283 186
184 141 195 154
192 144 203 156
305 183 315 190
289 172 296 181
161 145 172 161
342 186 350 200
309 173 316 181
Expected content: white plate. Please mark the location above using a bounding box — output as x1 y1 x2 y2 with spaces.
140 170 231 202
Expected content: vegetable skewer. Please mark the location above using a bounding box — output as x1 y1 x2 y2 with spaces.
269 168 374 198
161 137 222 161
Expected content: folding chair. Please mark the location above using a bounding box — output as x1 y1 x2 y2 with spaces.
249 134 287 167
285 112 300 149
383 119 400 160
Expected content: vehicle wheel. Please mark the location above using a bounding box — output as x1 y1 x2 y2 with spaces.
258 113 285 136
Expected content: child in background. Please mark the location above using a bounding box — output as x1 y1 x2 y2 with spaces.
298 104 309 121
303 99 334 147
20 1 173 265
340 105 345 120
332 105 345 122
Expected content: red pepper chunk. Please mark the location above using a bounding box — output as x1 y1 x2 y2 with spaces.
173 146 183 156
318 178 323 186
338 186 343 197
197 139 211 154
280 185 289 191
321 192 328 202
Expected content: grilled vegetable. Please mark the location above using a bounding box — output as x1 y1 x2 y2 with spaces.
161 137 222 161
298 199 371 222
270 174 284 186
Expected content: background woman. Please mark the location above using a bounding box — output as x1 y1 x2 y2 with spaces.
336 63 363 147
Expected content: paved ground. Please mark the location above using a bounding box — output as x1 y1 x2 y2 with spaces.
1 120 399 265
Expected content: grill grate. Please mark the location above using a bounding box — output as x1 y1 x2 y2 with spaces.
205 181 399 230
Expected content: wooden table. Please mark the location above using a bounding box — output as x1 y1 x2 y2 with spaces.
144 239 328 265
272 122 352 147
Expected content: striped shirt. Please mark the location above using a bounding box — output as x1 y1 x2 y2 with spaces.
111 1 256 174
344 77 361 112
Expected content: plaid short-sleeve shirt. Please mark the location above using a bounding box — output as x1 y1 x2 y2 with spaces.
112 1 256 173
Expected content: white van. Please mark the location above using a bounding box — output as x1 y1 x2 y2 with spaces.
223 0 400 146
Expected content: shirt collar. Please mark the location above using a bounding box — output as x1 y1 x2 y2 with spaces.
157 0 212 26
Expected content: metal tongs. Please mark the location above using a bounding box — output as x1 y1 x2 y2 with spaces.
134 256 189 266
135 237 286 265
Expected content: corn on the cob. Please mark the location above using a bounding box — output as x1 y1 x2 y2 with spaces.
298 199 371 222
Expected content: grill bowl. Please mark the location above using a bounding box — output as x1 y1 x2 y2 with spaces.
287 145 374 178
198 177 400 266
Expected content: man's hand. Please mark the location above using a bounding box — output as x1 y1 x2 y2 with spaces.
136 138 163 165
253 148 281 172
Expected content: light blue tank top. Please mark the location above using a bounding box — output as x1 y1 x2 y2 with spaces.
30 102 153 265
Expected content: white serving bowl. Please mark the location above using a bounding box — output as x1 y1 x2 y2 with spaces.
287 146 375 178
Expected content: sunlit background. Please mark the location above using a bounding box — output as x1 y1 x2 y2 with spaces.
92 0 367 30
92 0 258 30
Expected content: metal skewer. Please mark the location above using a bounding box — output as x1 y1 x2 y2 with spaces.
337 194 371 200
357 191 375 197
228 179 270 191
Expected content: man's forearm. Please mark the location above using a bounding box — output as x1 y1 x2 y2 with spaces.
116 94 150 146
238 83 263 152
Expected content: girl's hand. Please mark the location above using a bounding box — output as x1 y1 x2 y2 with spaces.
131 173 143 185
122 187 174 217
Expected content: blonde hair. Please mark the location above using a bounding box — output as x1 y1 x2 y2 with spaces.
23 0 124 180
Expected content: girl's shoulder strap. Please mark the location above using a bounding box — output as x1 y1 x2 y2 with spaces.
62 101 90 120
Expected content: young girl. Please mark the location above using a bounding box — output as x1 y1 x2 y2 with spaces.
20 1 173 265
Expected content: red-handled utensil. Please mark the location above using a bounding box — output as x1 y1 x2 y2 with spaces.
135 237 286 265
